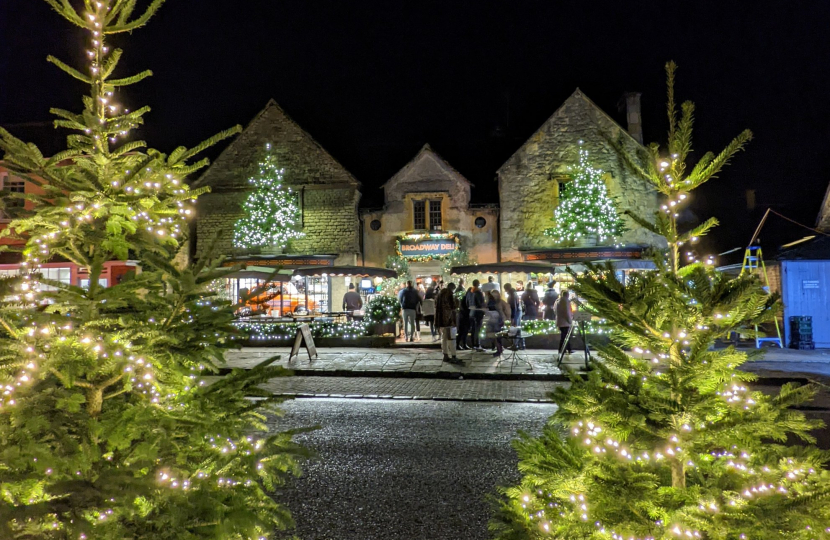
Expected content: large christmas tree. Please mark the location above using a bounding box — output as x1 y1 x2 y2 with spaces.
233 149 304 250
492 63 830 540
0 1 306 538
544 147 625 246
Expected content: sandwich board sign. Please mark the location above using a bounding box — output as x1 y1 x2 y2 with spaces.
289 323 318 362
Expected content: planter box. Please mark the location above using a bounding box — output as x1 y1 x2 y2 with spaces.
240 336 395 348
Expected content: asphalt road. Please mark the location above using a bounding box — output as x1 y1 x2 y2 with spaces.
270 398 555 540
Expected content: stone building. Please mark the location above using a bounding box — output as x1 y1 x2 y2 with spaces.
361 144 498 280
497 88 665 264
193 99 362 313
817 181 830 232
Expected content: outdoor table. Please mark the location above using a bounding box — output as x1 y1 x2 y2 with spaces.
497 329 533 371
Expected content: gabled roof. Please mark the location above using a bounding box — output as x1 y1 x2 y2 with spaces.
381 143 473 190
816 181 830 231
196 99 359 191
497 88 642 174
776 235 830 261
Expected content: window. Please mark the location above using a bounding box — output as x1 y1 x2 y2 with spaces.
558 180 569 196
80 278 108 289
413 200 426 230
474 216 487 229
1 175 25 218
428 200 442 230
370 219 381 231
38 267 71 291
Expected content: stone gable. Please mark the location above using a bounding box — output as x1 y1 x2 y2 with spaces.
193 99 361 261
498 88 665 260
382 144 472 209
817 183 830 232
196 99 359 191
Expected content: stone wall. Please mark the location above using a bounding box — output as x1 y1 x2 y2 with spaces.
196 187 360 260
498 89 665 261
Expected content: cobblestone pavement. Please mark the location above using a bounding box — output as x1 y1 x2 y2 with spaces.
271 399 554 540
258 376 562 402
225 347 586 377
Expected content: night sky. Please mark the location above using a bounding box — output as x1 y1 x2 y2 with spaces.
3 1 830 259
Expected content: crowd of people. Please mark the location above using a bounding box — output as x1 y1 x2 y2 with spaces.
393 276 576 365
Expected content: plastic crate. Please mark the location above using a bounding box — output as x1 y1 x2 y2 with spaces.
795 342 816 350
790 316 813 323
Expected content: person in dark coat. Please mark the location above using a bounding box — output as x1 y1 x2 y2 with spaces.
435 283 461 364
456 279 470 350
542 281 559 320
400 281 422 342
521 283 540 321
466 279 486 351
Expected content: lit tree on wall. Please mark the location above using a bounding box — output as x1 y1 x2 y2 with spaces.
233 148 304 250
492 63 830 540
0 1 306 538
544 146 625 246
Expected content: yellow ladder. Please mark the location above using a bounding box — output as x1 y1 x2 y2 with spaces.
740 246 783 348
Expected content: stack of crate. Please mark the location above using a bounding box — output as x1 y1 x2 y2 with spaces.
789 316 814 350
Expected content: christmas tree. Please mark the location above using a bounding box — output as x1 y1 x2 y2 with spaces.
0 1 306 538
544 147 625 246
492 62 830 540
233 149 304 250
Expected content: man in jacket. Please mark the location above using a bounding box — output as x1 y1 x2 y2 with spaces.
400 281 422 342
555 290 574 355
466 279 486 352
342 283 363 320
435 283 461 365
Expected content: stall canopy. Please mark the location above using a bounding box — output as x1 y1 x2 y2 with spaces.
291 265 398 278
449 261 554 275
223 267 294 282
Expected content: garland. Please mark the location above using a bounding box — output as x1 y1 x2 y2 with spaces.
395 232 459 261
366 294 402 324
234 320 369 341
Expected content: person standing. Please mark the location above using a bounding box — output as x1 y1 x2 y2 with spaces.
342 283 363 320
504 283 525 350
435 283 461 365
456 280 471 350
422 284 437 340
400 281 422 342
542 281 559 320
466 279 486 351
481 275 500 300
521 283 540 321
555 290 574 355
487 290 511 357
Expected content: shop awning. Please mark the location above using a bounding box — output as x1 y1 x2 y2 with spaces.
449 262 554 275
551 260 657 273
291 265 398 278
223 268 294 282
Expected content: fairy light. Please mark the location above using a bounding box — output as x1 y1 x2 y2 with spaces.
232 146 304 249
543 146 625 245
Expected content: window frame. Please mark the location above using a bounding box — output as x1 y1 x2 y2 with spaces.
428 199 442 231
413 200 426 230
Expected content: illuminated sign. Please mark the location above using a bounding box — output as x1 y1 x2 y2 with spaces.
398 239 458 258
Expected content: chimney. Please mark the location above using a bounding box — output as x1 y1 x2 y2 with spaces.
622 92 643 144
